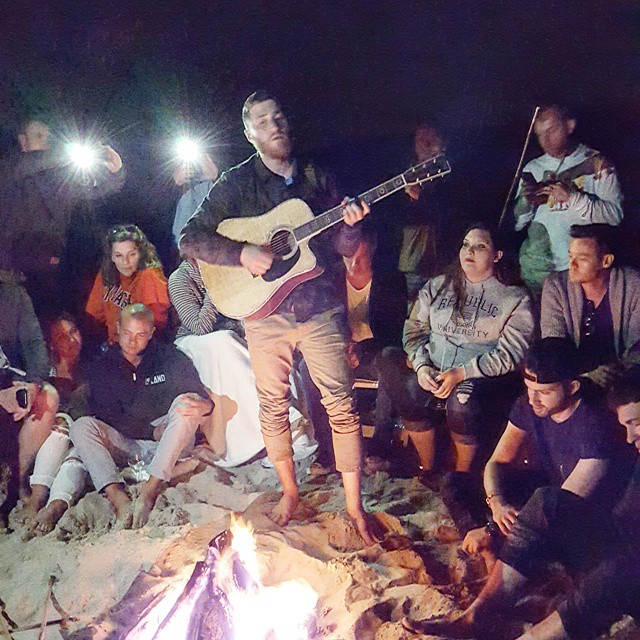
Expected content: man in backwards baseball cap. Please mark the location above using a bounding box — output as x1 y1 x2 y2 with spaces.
522 336 581 387
404 337 630 638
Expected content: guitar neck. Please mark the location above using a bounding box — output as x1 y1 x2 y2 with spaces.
294 155 448 243
294 175 409 243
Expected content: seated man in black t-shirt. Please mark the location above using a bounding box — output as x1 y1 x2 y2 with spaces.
504 375 640 640
403 338 631 638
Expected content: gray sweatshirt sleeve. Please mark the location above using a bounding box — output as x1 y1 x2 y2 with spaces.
403 281 435 371
463 291 535 379
540 274 572 339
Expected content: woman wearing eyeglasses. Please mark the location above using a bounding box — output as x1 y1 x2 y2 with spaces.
85 225 170 343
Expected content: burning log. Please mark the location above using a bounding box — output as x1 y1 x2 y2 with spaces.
125 530 234 640
125 520 318 640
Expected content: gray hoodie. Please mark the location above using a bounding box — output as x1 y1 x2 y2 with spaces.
404 274 534 379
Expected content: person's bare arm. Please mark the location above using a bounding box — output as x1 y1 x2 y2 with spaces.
561 458 609 498
484 422 528 535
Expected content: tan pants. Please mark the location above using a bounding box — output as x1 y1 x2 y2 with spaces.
244 307 362 472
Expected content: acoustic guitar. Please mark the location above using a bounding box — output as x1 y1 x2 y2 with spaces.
198 153 451 320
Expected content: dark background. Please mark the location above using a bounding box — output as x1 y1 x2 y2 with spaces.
1 0 639 268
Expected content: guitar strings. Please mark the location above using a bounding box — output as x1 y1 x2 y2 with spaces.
264 160 448 255
269 235 295 254
270 235 293 249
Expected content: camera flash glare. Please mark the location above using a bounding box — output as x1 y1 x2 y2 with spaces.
67 142 99 171
175 137 202 164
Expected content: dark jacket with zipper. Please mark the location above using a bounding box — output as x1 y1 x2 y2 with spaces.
179 153 362 323
86 340 206 440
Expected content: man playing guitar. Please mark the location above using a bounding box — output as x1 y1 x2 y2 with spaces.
179 91 376 544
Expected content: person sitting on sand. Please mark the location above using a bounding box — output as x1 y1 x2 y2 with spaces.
506 374 640 640
69 303 212 529
15 313 91 536
168 259 316 467
541 223 640 391
0 264 57 520
85 224 170 345
376 223 534 485
301 226 408 474
403 338 632 638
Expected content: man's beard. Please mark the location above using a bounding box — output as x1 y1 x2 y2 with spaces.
263 137 292 161
531 404 550 417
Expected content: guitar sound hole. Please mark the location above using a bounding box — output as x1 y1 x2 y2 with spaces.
269 229 296 258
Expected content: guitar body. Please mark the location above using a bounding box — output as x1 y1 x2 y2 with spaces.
196 154 451 320
197 198 324 320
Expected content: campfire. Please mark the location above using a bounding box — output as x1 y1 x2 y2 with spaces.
125 517 318 640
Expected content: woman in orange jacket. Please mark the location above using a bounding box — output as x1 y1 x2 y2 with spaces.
85 224 169 343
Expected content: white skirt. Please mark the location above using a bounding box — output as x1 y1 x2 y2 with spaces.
175 330 316 467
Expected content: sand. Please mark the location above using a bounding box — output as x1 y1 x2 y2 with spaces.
0 460 637 640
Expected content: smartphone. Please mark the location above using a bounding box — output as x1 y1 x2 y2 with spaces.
16 387 28 409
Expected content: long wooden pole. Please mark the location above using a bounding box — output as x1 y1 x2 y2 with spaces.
498 106 540 228
38 575 56 640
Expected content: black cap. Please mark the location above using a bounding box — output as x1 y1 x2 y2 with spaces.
524 338 580 384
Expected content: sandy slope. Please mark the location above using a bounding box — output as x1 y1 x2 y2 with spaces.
0 462 636 640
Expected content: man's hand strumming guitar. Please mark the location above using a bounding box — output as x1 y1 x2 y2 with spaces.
240 244 275 276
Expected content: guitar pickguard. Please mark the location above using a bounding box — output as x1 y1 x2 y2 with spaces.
261 248 301 282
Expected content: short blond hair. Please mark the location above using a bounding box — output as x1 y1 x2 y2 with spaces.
120 303 154 327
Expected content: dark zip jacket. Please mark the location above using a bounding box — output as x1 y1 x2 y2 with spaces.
179 154 361 323
87 340 206 440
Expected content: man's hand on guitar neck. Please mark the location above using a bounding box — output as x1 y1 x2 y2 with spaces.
341 196 371 226
240 244 275 276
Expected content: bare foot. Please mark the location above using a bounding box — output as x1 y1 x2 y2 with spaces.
29 500 68 537
171 457 201 479
14 487 49 527
347 509 381 547
104 484 134 530
114 500 133 530
192 444 220 467
269 493 299 527
132 478 164 529
132 492 157 529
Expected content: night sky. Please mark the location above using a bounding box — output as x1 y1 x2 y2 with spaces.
1 0 639 261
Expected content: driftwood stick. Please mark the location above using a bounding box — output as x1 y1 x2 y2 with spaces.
38 575 57 640
498 106 540 228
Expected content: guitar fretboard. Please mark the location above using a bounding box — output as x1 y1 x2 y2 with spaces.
294 154 449 243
